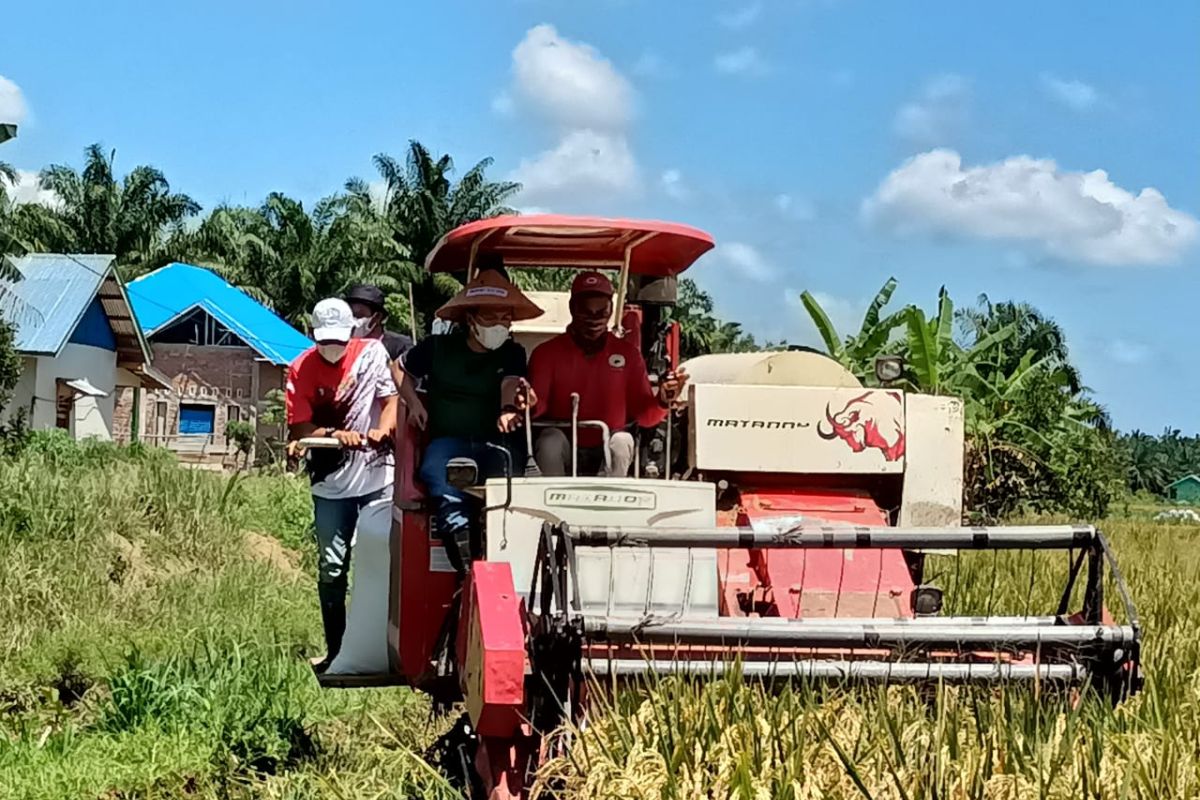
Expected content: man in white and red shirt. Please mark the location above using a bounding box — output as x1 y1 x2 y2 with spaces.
287 297 398 671
528 271 688 476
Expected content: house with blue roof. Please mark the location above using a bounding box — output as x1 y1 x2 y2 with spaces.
114 262 312 465
1 254 169 440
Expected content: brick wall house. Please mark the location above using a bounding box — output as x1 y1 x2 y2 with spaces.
113 263 312 469
113 343 288 467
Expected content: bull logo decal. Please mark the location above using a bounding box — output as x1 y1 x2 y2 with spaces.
817 391 905 461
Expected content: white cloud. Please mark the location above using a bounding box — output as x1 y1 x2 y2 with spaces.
0 76 28 125
714 47 769 76
893 74 969 146
1041 74 1100 112
775 193 815 221
511 24 634 131
660 169 688 200
718 2 762 29
863 149 1200 266
1108 338 1151 365
504 25 643 207
511 129 638 205
514 205 554 216
720 242 777 282
3 170 60 208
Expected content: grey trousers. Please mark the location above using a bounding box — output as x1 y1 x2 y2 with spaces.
534 427 636 477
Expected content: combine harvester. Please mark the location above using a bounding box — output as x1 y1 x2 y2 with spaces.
306 215 1143 799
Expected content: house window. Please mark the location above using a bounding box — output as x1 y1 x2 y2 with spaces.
227 405 240 424
179 404 216 435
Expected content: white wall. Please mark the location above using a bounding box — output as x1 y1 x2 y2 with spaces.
3 357 39 425
16 344 120 440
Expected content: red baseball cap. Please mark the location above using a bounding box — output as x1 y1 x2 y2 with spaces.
570 271 614 297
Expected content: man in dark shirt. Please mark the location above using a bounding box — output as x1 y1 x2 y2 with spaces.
397 270 543 571
344 284 414 362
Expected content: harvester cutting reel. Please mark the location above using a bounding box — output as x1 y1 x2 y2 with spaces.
527 521 1143 716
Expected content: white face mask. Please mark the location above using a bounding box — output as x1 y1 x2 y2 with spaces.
471 321 511 351
352 315 375 337
317 343 347 362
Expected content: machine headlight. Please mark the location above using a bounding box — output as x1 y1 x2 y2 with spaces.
875 355 904 383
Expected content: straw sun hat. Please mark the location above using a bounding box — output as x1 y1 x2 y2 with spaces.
435 270 544 323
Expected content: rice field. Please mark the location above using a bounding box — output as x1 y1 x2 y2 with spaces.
2 433 1197 799
535 518 1200 799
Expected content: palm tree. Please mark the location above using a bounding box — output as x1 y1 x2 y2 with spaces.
0 165 18 267
16 144 201 276
193 192 411 329
958 294 1082 393
346 140 521 333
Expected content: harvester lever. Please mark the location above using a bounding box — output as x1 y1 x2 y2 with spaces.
481 442 513 514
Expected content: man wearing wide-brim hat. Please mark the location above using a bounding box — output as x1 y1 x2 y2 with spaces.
396 268 543 571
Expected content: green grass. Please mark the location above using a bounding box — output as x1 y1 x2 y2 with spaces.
0 433 459 800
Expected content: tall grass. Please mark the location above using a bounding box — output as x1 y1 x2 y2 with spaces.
0 433 458 800
537 518 1200 799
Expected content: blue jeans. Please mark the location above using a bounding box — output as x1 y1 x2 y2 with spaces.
312 487 389 584
418 435 520 572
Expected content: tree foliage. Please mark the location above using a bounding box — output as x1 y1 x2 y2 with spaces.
1115 429 1200 497
3 145 201 274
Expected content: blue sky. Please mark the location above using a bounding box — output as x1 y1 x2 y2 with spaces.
2 0 1198 431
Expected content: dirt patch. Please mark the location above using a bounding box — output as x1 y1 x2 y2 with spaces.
244 532 302 579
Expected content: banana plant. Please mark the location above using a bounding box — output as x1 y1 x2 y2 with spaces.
903 286 1017 395
799 276 908 382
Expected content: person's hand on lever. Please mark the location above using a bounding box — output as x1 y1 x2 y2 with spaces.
332 429 364 448
658 366 689 408
366 428 391 447
512 378 538 411
497 406 522 433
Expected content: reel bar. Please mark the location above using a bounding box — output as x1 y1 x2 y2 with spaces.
584 658 1088 683
562 523 1096 550
581 615 1136 649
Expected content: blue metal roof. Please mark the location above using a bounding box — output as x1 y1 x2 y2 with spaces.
0 254 118 355
126 263 312 365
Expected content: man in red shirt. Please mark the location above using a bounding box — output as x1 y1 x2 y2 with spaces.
286 297 398 671
527 272 688 476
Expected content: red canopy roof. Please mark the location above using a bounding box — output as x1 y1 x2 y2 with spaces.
424 214 715 277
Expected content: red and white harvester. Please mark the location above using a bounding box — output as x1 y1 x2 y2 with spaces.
306 216 1142 799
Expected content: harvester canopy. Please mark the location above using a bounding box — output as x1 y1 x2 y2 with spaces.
423 214 715 276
